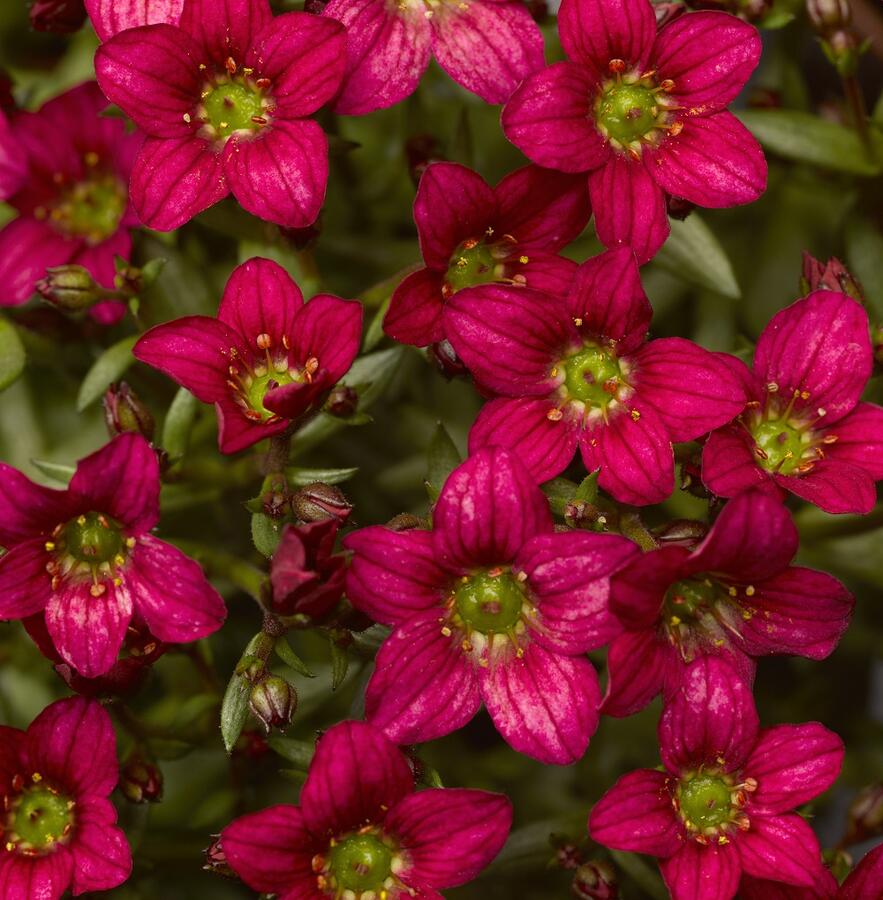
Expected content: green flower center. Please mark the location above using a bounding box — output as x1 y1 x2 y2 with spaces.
47 172 126 245
750 418 811 475
327 833 394 895
677 774 735 832
664 578 717 623
561 344 624 407
6 784 75 853
444 239 502 294
244 369 298 422
596 83 659 144
196 67 273 144
454 570 525 634
61 511 124 565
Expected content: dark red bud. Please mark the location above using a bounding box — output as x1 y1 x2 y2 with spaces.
430 339 469 380
325 384 359 418
807 0 851 31
303 0 328 13
119 755 164 804
103 382 156 441
652 1 687 27
665 194 696 221
801 251 864 301
249 675 297 731
405 134 445 186
204 835 236 878
572 861 619 899
679 451 712 500
30 0 87 33
291 482 352 523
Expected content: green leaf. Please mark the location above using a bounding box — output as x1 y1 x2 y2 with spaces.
541 477 580 516
274 637 315 678
77 335 139 411
738 109 883 176
286 466 359 486
0 318 25 392
364 293 392 352
251 512 283 558
574 472 599 504
220 634 262 753
329 638 349 691
31 459 75 484
654 214 740 299
426 423 461 501
845 215 883 316
267 736 315 769
162 387 199 461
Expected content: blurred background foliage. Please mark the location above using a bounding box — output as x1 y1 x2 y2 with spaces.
1 0 883 897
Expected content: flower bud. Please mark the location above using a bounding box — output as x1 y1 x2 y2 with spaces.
303 0 328 12
119 755 164 804
103 383 156 442
653 0 686 26
679 451 711 500
846 783 883 844
800 252 864 301
325 384 359 418
249 675 297 731
291 482 352 523
29 0 87 33
204 835 236 878
807 0 851 31
572 861 618 899
406 134 445 186
36 265 105 312
654 519 710 545
430 339 470 380
666 194 696 221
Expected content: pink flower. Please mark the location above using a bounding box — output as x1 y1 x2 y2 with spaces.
0 433 226 678
603 489 853 717
0 697 131 899
742 842 883 899
221 720 512 896
85 0 184 40
501 0 766 263
0 83 140 325
133 257 363 454
384 161 590 348
702 290 883 515
94 0 346 231
590 656 843 900
443 247 747 505
343 447 637 764
322 0 545 114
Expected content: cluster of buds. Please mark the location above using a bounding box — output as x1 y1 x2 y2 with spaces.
806 0 862 76
119 754 164 804
29 0 86 33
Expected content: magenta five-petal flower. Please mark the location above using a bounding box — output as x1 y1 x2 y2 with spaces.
502 0 767 263
702 290 883 515
590 657 843 900
94 0 346 231
0 433 226 678
0 82 140 324
221 720 512 897
384 161 590 348
322 0 545 115
133 257 363 454
604 489 853 717
0 697 131 899
443 247 747 505
343 447 637 765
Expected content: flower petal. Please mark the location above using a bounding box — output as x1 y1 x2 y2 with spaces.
0 539 52 619
648 111 766 208
365 611 482 745
565 247 651 354
86 0 185 40
602 628 669 717
609 544 689 629
134 316 239 404
178 0 271 63
775 460 876 516
518 252 579 296
737 814 824 887
558 0 657 76
224 119 328 229
325 0 431 115
218 257 302 342
739 567 853 660
823 402 883 479
743 724 844 816
502 62 609 173
753 291 872 424
27 696 118 795
0 112 25 199
468 397 581 484
215 395 288 454
385 789 512 889
0 848 73 900
247 13 346 118
659 655 758 774
443 285 572 397
653 11 761 110
384 268 446 347
0 467 68 547
70 798 132 895
68 433 160 534
841 843 883 900
221 805 315 893
288 294 363 383
589 153 669 265
432 447 553 569
343 526 447 625
479 642 600 765
701 424 770 498
589 769 681 857
95 24 197 137
518 530 638 653
429 0 545 105
0 218 76 306
660 841 742 900
130 135 228 231
300 720 414 838
632 339 749 442
688 489 798 582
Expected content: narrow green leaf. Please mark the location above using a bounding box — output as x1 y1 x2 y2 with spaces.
77 335 138 411
267 736 315 769
0 318 25 392
274 637 316 678
329 639 349 691
426 423 461 500
286 466 359 486
220 634 262 753
738 109 883 176
654 214 740 299
364 293 392 352
542 477 580 516
574 472 599 504
845 215 883 317
252 512 283 558
162 387 199 461
31 460 75 484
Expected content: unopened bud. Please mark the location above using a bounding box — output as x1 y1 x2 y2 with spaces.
103 382 155 441
303 0 328 12
30 0 87 32
801 252 863 301
291 482 352 523
430 339 469 380
572 861 618 899
807 0 851 31
406 134 445 186
249 676 297 731
821 28 860 76
119 755 163 804
325 384 359 418
36 265 104 312
679 451 711 500
204 835 236 878
654 519 710 545
666 195 696 221
846 783 883 844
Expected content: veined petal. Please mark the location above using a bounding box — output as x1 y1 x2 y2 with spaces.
0 467 67 547
775 461 876 516
823 402 883 479
0 539 53 619
69 799 132 895
736 814 824 887
602 628 669 717
384 268 446 347
0 847 74 900
288 294 363 384
218 257 302 343
86 0 185 40
701 424 770 498
178 0 271 63
660 841 742 900
841 844 883 899
0 218 76 306
609 544 689 629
